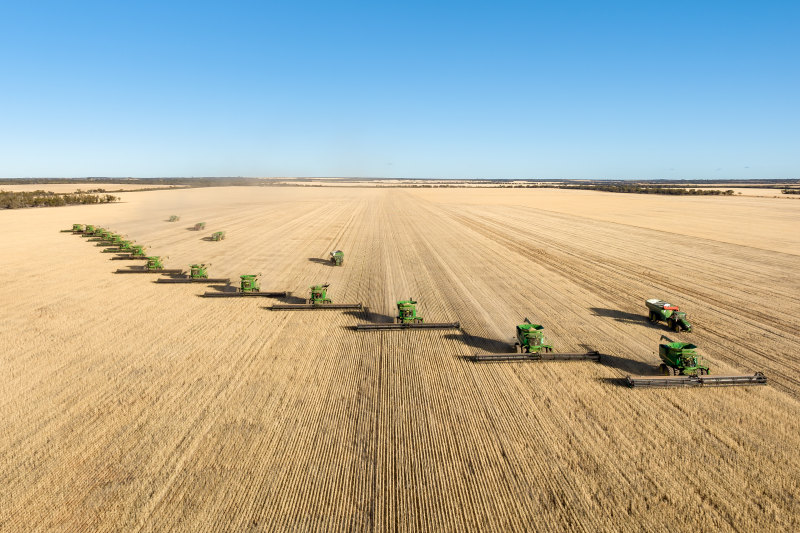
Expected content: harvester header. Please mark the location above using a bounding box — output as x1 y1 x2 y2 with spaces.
471 319 599 362
355 298 459 330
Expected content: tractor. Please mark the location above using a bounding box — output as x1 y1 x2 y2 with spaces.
211 231 226 241
330 250 344 266
514 319 554 354
646 299 692 332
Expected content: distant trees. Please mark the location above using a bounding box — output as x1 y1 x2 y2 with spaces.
0 190 119 209
782 188 800 195
556 184 735 195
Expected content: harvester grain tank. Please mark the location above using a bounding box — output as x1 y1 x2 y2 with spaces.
269 283 362 310
330 250 344 266
157 264 231 284
211 231 226 241
355 298 459 330
202 274 288 297
115 256 183 274
471 319 600 362
626 336 767 387
646 299 692 332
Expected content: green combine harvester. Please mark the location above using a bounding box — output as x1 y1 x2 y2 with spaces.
62 223 85 233
102 239 133 253
82 225 97 235
269 283 362 310
157 263 231 284
111 244 148 260
355 298 459 330
202 274 288 298
194 222 206 231
330 250 344 266
169 215 180 222
626 336 767 387
646 299 692 332
211 231 226 241
472 319 600 362
115 256 183 274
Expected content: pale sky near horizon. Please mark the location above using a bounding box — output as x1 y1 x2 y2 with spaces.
1 1 798 180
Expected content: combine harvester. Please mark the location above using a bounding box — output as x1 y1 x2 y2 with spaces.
210 231 226 241
330 250 344 266
355 298 459 330
269 283 361 310
202 274 287 298
193 222 206 231
169 215 180 222
115 256 183 275
157 264 230 284
626 336 766 388
111 244 148 260
62 223 85 233
471 319 600 362
646 298 692 332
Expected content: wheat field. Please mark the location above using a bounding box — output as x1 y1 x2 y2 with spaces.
2 186 799 531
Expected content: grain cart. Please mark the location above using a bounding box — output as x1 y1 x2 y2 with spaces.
169 215 180 222
194 222 206 231
355 298 459 330
330 250 344 266
646 299 692 332
269 283 362 310
472 319 600 362
626 336 767 387
115 256 183 274
202 274 288 297
157 263 230 284
211 231 226 241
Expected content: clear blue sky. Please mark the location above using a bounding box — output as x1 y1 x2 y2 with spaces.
1 1 797 179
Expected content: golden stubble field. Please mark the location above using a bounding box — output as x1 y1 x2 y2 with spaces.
2 186 799 531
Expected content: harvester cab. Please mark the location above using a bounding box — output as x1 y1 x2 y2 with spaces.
396 299 423 324
658 336 708 376
169 215 180 222
330 250 344 266
146 256 166 270
309 284 332 305
194 222 206 231
240 274 260 293
515 319 553 353
646 299 692 332
211 231 226 241
190 264 210 279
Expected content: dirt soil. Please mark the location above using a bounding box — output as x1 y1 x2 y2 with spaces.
2 186 798 531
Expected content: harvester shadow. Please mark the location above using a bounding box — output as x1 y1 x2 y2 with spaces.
445 332 510 353
343 309 393 323
275 294 308 304
203 283 236 294
200 236 214 241
185 226 201 231
590 307 657 327
597 377 631 388
308 257 334 266
597 352 656 375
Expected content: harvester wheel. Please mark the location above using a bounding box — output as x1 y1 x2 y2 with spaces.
514 343 521 354
659 364 668 375
672 321 681 333
648 312 654 322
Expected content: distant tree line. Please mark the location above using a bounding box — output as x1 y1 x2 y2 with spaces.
554 184 735 195
0 190 119 209
782 189 800 195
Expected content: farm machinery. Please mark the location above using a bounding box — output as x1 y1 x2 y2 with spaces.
211 231 226 241
81 225 97 235
111 244 148 260
626 336 767 387
355 298 460 330
330 250 344 266
202 274 288 298
115 256 183 274
471 319 600 362
169 215 180 222
193 222 206 231
157 263 230 284
269 283 362 310
62 223 85 233
646 299 692 332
